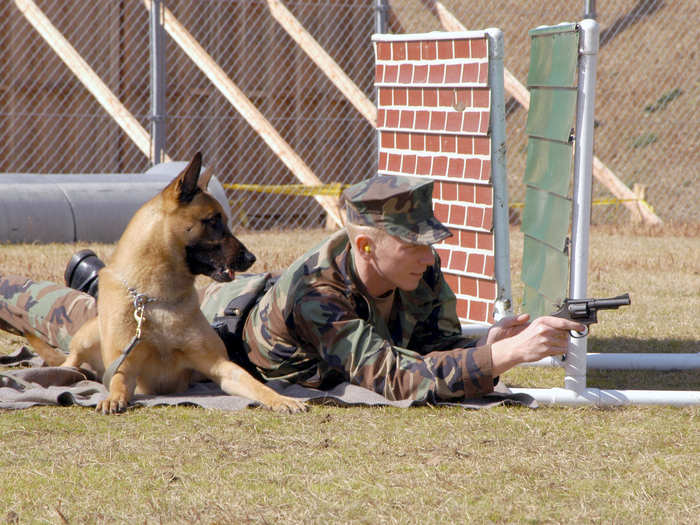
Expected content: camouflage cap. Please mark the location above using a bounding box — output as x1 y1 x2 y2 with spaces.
341 175 452 245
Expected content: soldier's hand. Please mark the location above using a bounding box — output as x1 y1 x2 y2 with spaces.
489 316 585 375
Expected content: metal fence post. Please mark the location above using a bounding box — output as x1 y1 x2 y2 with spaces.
375 0 388 34
149 0 167 164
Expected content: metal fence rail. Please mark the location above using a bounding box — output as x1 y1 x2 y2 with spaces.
0 0 697 227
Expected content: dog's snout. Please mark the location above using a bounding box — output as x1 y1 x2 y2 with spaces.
236 249 256 271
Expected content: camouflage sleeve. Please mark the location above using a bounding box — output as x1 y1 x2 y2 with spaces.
293 285 494 403
407 255 478 353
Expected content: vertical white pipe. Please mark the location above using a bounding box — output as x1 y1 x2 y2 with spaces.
485 28 513 321
565 19 599 393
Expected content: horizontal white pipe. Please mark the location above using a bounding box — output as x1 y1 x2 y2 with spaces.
510 387 700 407
522 353 700 370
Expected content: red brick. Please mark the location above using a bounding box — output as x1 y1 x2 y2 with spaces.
444 228 460 246
470 301 487 323
446 112 462 132
378 88 392 107
479 111 490 134
395 131 410 149
416 156 432 175
450 250 467 271
438 89 452 107
415 111 430 130
484 255 495 277
483 207 493 230
441 181 458 200
429 64 445 84
479 279 496 301
438 40 453 59
423 88 437 107
457 136 473 155
432 182 441 200
425 134 440 152
385 109 399 128
384 65 398 83
487 302 495 323
470 38 487 59
473 89 490 108
481 159 491 181
456 299 468 320
375 64 384 84
388 153 402 172
376 42 391 60
441 135 456 153
462 63 479 83
399 110 414 129
465 158 481 179
399 64 413 84
402 154 416 175
445 64 461 83
478 62 488 84
432 156 447 176
413 64 429 84
380 131 394 149
467 206 484 228
421 40 437 60
392 42 406 60
475 185 492 206
410 133 425 151
454 39 469 59
458 183 475 202
394 88 407 106
408 88 422 106
377 109 386 127
461 230 477 249
378 151 388 170
473 136 490 156
433 202 449 222
462 111 480 133
407 41 421 60
461 276 478 296
448 157 465 178
449 203 466 225
454 89 470 109
476 232 493 251
430 111 446 131
467 253 485 274
444 272 459 293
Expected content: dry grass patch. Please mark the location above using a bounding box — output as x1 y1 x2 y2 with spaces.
1 226 699 523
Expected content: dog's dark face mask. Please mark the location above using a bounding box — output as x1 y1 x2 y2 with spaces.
169 153 256 282
184 211 256 282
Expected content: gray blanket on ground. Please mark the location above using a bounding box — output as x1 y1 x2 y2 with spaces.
0 346 537 410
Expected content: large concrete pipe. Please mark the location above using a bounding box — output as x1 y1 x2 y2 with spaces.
0 162 231 243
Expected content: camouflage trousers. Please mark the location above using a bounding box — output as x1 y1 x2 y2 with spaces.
0 274 246 353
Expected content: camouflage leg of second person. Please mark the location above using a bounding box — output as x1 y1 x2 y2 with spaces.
0 274 97 353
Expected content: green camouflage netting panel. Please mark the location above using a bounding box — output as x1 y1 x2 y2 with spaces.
521 24 580 318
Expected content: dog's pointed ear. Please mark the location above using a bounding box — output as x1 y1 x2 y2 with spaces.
197 165 214 191
166 152 202 204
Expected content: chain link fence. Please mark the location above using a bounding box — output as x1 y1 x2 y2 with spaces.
1 0 697 227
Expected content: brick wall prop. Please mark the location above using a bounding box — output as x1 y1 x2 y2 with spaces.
373 31 498 325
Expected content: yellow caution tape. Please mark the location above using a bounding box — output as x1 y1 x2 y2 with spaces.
223 183 348 197
223 183 655 213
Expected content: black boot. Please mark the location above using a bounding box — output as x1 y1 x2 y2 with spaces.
64 249 105 299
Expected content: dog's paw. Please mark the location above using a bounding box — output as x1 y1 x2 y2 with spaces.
268 396 308 414
96 395 129 415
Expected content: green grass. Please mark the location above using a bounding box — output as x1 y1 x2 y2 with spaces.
1 226 699 524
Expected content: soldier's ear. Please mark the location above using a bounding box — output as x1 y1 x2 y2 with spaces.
355 235 373 258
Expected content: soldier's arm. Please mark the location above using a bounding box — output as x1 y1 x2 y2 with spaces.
293 288 495 402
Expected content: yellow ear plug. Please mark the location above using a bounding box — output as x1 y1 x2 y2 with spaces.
364 245 371 253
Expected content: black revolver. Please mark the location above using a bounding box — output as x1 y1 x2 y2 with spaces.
551 293 631 337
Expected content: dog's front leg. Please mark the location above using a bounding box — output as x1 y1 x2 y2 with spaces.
97 369 138 414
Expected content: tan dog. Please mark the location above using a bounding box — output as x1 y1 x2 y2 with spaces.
29 153 306 414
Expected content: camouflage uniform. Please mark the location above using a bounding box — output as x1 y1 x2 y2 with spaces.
0 175 496 403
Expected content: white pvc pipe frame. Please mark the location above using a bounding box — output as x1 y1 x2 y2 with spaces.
466 20 699 406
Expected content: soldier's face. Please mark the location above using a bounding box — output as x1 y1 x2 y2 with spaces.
374 234 434 291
